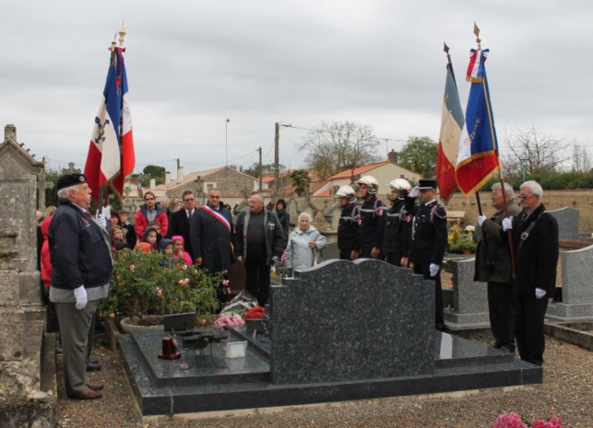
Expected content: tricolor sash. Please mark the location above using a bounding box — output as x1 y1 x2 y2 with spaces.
202 205 231 232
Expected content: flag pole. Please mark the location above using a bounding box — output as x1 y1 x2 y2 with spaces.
473 23 516 277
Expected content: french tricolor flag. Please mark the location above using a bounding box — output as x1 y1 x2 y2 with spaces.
84 45 135 203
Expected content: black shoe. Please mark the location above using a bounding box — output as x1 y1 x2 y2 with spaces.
86 361 102 372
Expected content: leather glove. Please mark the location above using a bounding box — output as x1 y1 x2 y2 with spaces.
429 263 440 277
535 288 547 299
73 285 88 310
502 216 513 232
477 215 487 227
408 186 420 198
95 213 107 228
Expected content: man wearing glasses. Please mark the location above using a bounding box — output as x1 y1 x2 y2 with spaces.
168 190 196 259
134 191 169 240
475 183 521 353
190 189 234 301
501 181 559 366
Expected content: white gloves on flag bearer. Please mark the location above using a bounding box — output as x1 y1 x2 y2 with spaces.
502 216 513 232
74 285 88 310
429 263 440 277
95 213 107 229
535 288 547 299
408 186 420 198
477 215 487 227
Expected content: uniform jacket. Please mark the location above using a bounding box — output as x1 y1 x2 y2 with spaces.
49 199 113 291
355 195 385 251
190 203 234 274
234 208 286 265
134 203 169 239
474 202 521 283
509 203 559 296
337 203 359 250
380 198 412 254
285 225 327 270
168 208 194 259
404 197 447 266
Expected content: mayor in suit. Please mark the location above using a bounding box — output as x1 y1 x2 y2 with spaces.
167 190 196 259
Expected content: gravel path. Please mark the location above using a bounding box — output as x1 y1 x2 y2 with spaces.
56 330 593 427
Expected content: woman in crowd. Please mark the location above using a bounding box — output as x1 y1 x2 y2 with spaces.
284 212 327 275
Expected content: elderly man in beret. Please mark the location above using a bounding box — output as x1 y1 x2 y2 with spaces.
48 174 113 400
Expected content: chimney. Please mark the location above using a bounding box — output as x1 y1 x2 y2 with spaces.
165 171 171 183
388 149 398 164
4 124 16 143
177 166 184 181
149 178 156 189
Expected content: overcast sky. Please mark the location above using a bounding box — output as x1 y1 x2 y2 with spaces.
1 1 591 178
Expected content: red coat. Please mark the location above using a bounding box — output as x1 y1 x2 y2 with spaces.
134 204 168 239
40 216 53 287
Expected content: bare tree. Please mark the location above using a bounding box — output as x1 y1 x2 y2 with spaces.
299 121 381 180
571 144 592 172
500 126 570 178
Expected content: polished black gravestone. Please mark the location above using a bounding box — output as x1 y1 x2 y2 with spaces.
270 259 435 384
119 259 543 417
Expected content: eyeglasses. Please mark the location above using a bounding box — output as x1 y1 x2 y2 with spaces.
518 194 534 200
145 197 155 201
209 195 220 199
184 198 194 202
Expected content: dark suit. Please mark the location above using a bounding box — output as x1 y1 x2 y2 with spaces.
168 208 194 259
405 197 448 329
509 203 558 365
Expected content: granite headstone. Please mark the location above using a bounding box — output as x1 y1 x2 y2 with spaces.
548 207 579 240
547 244 593 320
270 259 435 384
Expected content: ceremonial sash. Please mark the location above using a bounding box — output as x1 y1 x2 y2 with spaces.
202 205 231 232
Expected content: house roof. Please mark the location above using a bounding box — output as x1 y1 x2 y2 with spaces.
150 166 257 192
328 160 392 179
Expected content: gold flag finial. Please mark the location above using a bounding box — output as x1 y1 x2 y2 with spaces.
118 19 126 47
474 22 482 49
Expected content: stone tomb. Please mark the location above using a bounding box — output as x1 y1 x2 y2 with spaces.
547 244 593 321
443 258 490 330
548 207 579 240
119 259 542 417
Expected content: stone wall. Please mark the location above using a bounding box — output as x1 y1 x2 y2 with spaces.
443 190 593 234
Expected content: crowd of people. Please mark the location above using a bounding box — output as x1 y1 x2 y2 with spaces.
41 172 558 400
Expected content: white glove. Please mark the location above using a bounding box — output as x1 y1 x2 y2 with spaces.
477 215 487 227
502 216 513 232
429 263 440 277
272 256 280 263
237 256 243 263
73 285 88 310
409 186 420 198
95 213 107 229
535 288 547 299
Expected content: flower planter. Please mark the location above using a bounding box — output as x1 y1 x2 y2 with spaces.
119 315 164 334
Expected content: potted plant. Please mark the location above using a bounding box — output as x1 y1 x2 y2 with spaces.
99 250 220 332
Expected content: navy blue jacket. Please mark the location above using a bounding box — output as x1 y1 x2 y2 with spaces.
49 199 113 290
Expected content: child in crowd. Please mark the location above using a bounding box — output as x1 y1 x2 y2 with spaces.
148 220 161 235
158 238 175 267
118 209 137 248
171 235 193 265
109 210 121 230
134 242 152 253
110 225 126 258
142 226 161 251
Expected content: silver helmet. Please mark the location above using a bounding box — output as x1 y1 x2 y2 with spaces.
389 178 411 192
335 185 357 203
356 175 379 194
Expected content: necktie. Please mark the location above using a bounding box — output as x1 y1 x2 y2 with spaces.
518 211 527 226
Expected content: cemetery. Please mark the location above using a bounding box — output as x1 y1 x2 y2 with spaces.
1 125 593 425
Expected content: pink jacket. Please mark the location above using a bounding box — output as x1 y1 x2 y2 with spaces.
174 250 193 265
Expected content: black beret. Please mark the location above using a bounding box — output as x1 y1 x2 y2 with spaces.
57 174 87 191
418 178 438 190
